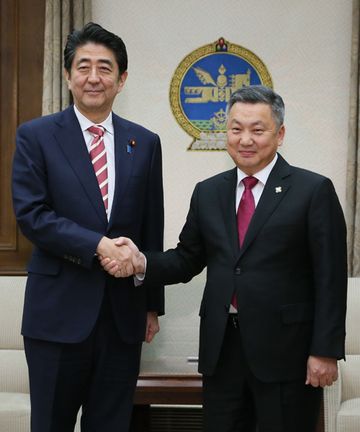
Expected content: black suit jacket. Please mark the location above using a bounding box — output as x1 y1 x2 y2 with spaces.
145 154 347 382
12 106 164 344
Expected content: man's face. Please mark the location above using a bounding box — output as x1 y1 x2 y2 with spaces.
65 42 127 122
226 102 285 175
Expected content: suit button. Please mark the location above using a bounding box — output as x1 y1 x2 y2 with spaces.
235 267 241 275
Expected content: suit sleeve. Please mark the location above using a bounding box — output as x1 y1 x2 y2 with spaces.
140 134 165 314
145 183 207 286
308 177 347 359
12 122 103 269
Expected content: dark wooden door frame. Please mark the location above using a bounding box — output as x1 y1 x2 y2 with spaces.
0 0 45 274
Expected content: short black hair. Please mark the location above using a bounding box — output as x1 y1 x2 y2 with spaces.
64 22 127 75
227 85 285 129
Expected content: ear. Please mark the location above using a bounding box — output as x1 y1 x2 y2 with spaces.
64 69 71 90
277 124 285 147
117 71 128 93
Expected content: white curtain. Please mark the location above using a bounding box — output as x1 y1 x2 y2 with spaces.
42 0 91 114
346 0 360 276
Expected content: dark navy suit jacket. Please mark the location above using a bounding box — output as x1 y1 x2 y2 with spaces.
12 105 164 344
145 154 347 381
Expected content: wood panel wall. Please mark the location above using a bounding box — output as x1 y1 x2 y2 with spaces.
0 0 45 274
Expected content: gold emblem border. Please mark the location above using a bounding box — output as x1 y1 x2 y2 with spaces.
169 39 273 140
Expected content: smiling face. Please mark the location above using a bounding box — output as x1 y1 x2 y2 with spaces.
226 102 285 175
65 42 127 123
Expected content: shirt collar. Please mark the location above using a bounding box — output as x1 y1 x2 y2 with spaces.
73 105 114 135
236 153 278 186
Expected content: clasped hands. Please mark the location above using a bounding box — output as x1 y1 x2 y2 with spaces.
96 236 144 278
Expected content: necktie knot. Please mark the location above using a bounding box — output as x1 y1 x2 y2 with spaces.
88 125 105 137
242 176 258 190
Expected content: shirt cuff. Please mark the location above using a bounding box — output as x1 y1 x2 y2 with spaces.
133 254 147 286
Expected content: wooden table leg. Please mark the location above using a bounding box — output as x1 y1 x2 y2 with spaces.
315 396 324 432
130 405 151 432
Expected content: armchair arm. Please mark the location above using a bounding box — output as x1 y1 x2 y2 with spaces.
324 362 342 432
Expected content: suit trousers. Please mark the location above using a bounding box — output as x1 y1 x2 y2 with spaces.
24 288 142 432
202 316 322 432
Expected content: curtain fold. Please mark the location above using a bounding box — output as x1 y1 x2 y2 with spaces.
346 0 360 277
42 0 91 115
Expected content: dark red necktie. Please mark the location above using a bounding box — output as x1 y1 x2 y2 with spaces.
237 176 258 247
231 176 258 310
88 125 108 212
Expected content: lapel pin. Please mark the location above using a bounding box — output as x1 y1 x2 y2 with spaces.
127 139 136 154
275 186 282 193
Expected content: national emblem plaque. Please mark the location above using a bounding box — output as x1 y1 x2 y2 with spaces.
169 38 273 150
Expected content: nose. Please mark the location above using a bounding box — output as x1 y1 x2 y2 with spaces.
240 131 253 145
88 67 100 83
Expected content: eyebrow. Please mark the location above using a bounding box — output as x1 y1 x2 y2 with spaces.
230 119 266 127
76 58 114 67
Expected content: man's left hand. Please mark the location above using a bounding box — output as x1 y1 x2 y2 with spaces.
145 312 160 343
306 355 338 387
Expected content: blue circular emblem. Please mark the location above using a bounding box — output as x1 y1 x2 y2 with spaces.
170 38 273 150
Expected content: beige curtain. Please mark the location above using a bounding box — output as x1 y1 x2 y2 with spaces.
42 0 92 115
346 0 360 276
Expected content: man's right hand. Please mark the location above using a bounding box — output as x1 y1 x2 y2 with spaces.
98 237 146 278
96 236 136 277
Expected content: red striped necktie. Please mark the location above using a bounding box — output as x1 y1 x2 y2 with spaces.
88 125 108 212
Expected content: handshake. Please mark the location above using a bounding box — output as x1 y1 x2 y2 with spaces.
96 236 146 278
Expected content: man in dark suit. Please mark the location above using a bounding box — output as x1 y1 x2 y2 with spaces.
102 86 347 431
12 22 164 432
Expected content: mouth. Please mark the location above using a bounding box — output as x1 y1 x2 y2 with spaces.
239 150 256 158
85 90 103 95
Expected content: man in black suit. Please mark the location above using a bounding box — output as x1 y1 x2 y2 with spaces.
101 85 347 432
12 23 164 432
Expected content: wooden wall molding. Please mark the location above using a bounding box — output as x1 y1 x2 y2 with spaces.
0 0 45 274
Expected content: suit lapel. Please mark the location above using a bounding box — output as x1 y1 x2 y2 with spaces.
54 106 107 224
238 154 292 259
217 168 239 259
108 114 135 226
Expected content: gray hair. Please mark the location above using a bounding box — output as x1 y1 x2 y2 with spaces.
227 85 285 129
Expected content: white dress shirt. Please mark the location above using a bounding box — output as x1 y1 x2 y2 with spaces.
235 153 278 211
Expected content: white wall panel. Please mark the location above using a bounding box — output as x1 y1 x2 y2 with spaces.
93 0 353 371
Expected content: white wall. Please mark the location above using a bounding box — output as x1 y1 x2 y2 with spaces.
93 0 353 372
